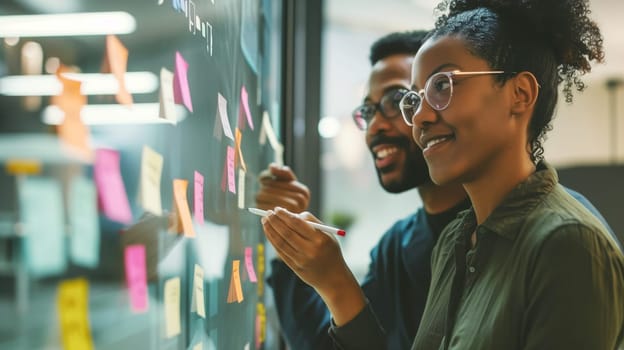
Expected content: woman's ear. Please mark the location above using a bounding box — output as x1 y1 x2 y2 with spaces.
510 71 539 116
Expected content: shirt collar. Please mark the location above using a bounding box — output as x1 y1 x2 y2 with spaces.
459 161 558 240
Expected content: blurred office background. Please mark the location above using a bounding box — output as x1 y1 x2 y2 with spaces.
1 0 624 348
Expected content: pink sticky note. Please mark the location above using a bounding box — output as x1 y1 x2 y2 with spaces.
124 245 148 313
94 149 132 224
173 51 193 112
194 171 204 224
227 146 236 194
244 247 257 282
240 86 254 130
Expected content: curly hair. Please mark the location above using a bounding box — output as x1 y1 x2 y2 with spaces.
430 0 604 162
369 30 429 66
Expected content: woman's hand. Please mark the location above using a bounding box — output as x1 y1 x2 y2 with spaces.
261 207 366 326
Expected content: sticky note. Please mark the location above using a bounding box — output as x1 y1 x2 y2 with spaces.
237 169 245 209
94 149 133 224
139 146 164 216
239 85 254 130
244 343 250 350
102 35 133 106
191 264 206 318
57 278 94 350
227 146 236 194
173 51 193 112
214 93 234 140
193 343 202 350
257 244 265 296
194 171 204 224
256 303 266 348
53 71 90 156
124 245 148 313
259 111 284 165
173 179 196 237
18 177 66 277
159 67 177 123
235 128 247 171
5 159 42 175
244 247 257 283
69 176 100 269
164 277 181 338
226 260 244 303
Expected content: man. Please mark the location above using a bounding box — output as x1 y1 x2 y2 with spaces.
256 31 617 350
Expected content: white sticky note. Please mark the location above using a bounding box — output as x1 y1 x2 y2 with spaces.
18 177 66 277
191 264 206 318
159 68 177 123
217 93 234 140
164 277 181 338
237 169 245 209
69 176 100 269
139 146 164 216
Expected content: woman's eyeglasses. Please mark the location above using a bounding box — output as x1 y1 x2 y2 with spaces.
399 70 507 126
352 87 409 130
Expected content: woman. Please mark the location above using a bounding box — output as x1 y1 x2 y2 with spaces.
398 0 624 349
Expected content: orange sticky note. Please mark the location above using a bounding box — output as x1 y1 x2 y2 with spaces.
52 70 91 156
102 35 133 106
164 277 181 338
235 128 247 172
226 260 244 303
124 245 148 313
57 278 94 350
173 51 193 112
226 146 236 194
173 179 195 237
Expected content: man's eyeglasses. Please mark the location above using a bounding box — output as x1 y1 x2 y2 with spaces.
352 87 409 130
399 70 507 126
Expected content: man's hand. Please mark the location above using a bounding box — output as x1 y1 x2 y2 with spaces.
255 163 310 213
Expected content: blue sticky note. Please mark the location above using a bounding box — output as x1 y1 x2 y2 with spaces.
18 177 66 277
69 176 100 269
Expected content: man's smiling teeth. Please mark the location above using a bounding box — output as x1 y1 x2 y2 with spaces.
426 136 452 149
377 147 398 159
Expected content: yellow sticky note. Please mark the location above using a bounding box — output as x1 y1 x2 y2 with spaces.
173 179 196 237
139 146 164 215
256 302 266 348
226 260 244 303
5 159 42 175
191 264 206 318
57 278 94 350
257 244 265 296
164 277 181 338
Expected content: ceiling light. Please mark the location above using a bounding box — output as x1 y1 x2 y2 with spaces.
0 72 158 96
0 12 136 37
42 103 187 125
